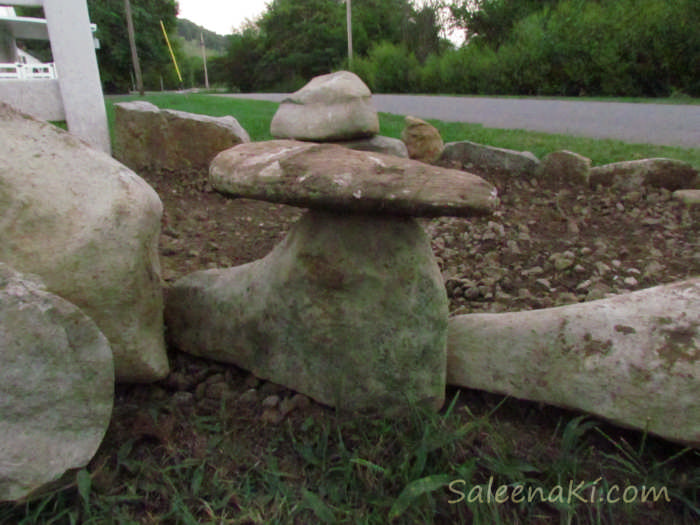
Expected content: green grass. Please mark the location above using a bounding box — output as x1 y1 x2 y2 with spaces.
104 93 700 170
2 390 698 524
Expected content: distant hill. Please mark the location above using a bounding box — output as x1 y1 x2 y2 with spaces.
177 18 228 54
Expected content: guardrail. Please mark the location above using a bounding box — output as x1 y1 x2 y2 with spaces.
0 62 57 80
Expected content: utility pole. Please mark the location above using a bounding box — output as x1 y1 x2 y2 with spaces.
124 0 144 95
200 31 209 89
346 0 353 67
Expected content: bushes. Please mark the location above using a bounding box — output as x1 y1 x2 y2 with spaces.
351 42 420 93
354 0 698 98
217 0 697 97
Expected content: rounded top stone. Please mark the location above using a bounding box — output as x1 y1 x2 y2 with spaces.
210 140 499 217
270 71 379 141
285 70 372 105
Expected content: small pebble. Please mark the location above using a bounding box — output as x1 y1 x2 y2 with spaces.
262 395 280 408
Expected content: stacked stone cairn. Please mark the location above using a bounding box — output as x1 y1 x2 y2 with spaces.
165 140 499 412
164 72 699 447
164 71 501 412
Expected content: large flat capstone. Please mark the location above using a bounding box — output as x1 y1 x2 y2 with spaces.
210 140 499 217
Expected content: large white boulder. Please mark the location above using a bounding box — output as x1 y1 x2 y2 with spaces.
447 279 700 447
0 102 168 382
0 264 113 501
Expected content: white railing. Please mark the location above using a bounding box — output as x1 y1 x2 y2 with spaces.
0 62 57 79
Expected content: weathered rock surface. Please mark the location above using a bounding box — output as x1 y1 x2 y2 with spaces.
538 150 591 186
0 102 168 382
270 71 379 141
336 135 408 157
0 264 113 502
114 100 250 172
401 116 444 163
672 189 700 206
165 211 448 411
589 158 698 191
447 279 700 447
210 140 499 217
440 140 540 177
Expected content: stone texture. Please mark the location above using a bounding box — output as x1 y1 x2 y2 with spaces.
447 279 700 447
401 116 444 163
270 71 379 141
672 189 700 206
210 140 499 217
0 102 168 382
0 264 113 501
165 211 448 412
440 140 540 177
113 100 250 172
538 150 592 186
336 135 408 157
589 158 698 191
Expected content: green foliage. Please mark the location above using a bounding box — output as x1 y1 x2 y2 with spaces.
217 0 443 92
433 0 700 97
351 0 413 56
87 0 180 93
354 41 420 93
449 0 559 49
253 0 346 90
213 26 264 92
176 17 228 50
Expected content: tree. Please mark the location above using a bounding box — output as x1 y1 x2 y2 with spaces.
216 23 264 92
448 0 557 49
87 0 180 93
254 0 347 90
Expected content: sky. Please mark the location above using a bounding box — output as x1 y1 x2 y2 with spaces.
177 0 269 35
176 0 465 45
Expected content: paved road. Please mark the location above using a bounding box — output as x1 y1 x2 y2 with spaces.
222 93 700 148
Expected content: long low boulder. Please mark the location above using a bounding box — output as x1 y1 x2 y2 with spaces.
440 140 540 177
113 101 250 172
447 279 700 447
589 158 698 191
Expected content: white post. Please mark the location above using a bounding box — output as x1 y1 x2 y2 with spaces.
42 0 110 153
200 32 209 89
346 0 353 68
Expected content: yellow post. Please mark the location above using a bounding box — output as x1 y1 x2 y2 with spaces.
160 19 182 83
